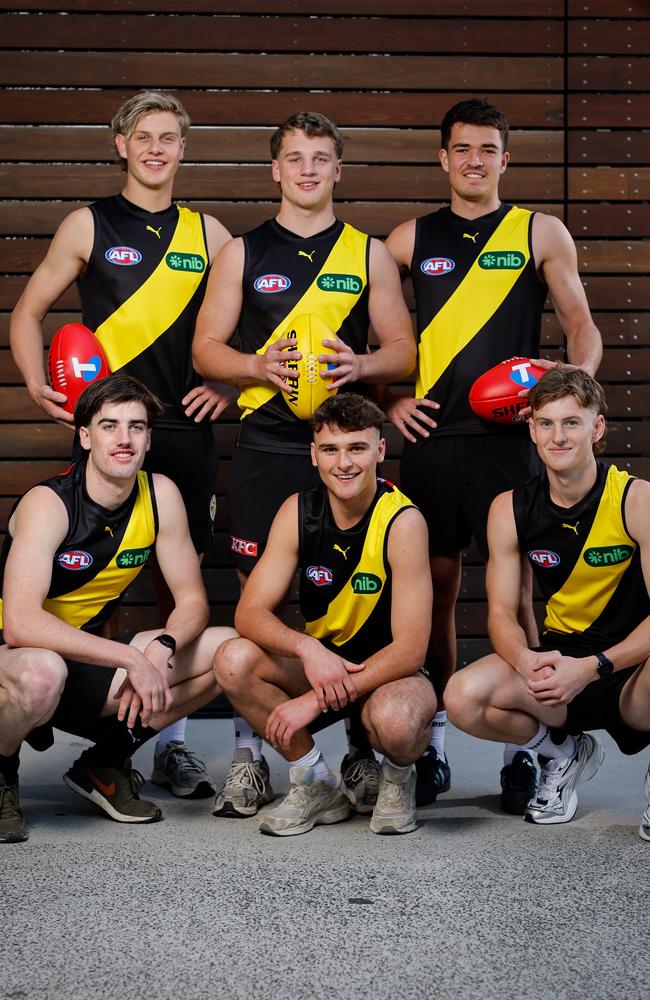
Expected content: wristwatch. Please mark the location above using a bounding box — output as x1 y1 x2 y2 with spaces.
155 633 177 656
595 651 614 678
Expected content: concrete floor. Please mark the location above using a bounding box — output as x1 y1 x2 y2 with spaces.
1 720 648 1000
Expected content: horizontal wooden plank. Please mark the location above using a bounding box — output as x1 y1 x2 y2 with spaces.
569 95 650 129
568 167 650 199
0 90 565 129
568 56 650 91
0 14 564 54
0 163 565 201
568 20 650 55
542 313 650 347
0 126 564 165
11 1 565 14
0 51 563 92
567 202 650 237
568 2 649 14
568 131 650 166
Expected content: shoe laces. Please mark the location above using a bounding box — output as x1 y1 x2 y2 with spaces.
505 759 535 793
379 776 410 809
344 756 378 789
225 759 267 795
164 744 208 780
535 759 569 804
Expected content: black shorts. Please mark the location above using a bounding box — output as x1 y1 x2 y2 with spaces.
226 446 320 573
400 431 540 558
539 632 650 756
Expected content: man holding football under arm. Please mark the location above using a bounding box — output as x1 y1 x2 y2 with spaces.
0 375 235 844
193 112 415 817
445 368 650 839
213 394 436 837
384 97 603 812
10 91 232 797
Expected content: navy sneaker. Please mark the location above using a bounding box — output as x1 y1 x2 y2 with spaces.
500 750 537 815
415 747 451 806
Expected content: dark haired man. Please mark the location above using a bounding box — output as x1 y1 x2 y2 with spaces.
0 375 235 843
10 90 232 796
193 112 416 815
445 368 650 838
214 394 436 837
385 97 603 811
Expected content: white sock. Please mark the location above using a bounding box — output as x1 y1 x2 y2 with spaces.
428 711 447 761
381 755 412 776
156 718 187 752
520 725 576 763
233 716 262 761
291 744 336 786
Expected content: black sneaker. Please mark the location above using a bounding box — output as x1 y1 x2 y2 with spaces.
0 774 28 843
341 749 380 814
64 752 162 824
500 750 537 815
415 747 451 806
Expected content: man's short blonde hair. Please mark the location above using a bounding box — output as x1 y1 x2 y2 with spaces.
111 91 190 170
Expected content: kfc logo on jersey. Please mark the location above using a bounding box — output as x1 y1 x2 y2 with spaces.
306 565 333 587
57 549 93 571
105 246 142 266
254 274 291 293
528 549 560 568
420 257 455 277
231 535 258 558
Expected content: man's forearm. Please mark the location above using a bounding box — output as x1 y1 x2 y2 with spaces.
9 312 47 393
163 596 210 652
565 322 603 377
3 607 139 672
343 639 426 698
235 604 312 661
193 340 263 386
488 609 537 675
357 340 416 383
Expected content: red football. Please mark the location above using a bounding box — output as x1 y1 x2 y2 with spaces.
48 324 111 413
469 357 547 425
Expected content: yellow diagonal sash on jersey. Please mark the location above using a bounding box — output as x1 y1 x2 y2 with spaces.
95 207 206 371
239 224 368 419
43 473 156 629
544 469 636 634
306 489 411 648
416 207 531 398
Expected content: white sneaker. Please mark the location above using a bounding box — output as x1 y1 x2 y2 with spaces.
213 748 274 818
259 765 351 837
639 764 650 842
369 761 417 835
525 733 604 825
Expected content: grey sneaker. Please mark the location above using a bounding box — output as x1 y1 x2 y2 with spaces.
0 774 28 844
259 765 350 837
213 748 274 817
151 741 215 799
370 760 417 835
639 763 650 842
525 732 604 825
341 749 380 814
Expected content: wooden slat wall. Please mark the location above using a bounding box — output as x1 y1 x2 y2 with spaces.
1 1 648 664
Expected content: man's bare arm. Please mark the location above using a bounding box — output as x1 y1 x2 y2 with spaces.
10 208 94 424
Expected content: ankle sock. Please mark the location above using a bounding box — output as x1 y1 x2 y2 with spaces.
520 725 576 763
234 716 262 761
428 710 447 762
291 744 336 786
156 717 187 752
381 756 412 776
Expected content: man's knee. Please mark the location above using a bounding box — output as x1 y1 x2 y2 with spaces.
9 649 67 719
364 681 435 763
445 667 487 728
213 637 262 695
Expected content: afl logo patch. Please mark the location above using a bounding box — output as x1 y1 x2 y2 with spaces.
105 246 142 266
528 549 560 568
420 257 455 276
254 274 291 293
57 549 93 571
306 565 333 587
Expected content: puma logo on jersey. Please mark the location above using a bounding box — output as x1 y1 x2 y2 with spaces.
462 232 479 243
146 225 162 239
562 522 580 535
334 544 350 560
104 525 114 536
298 250 316 262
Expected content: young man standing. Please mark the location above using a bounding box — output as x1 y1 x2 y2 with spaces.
385 98 603 812
445 368 650 838
10 91 232 796
193 112 416 814
0 376 235 843
213 394 436 837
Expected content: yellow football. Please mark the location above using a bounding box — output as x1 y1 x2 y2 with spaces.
281 313 338 420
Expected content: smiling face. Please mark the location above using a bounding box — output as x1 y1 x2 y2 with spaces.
79 400 151 484
311 423 385 506
529 395 605 476
114 110 185 192
272 129 341 212
439 122 509 211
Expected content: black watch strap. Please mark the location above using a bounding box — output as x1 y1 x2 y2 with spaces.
595 651 614 677
155 633 177 656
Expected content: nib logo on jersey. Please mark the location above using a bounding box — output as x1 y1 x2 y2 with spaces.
57 550 93 571
317 274 362 293
584 545 633 567
254 274 291 294
166 252 205 273
420 257 455 277
351 572 383 594
105 246 142 266
478 251 525 270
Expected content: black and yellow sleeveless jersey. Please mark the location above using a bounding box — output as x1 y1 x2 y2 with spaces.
513 464 649 647
78 194 209 429
0 461 158 634
299 479 414 663
410 203 547 437
237 218 371 454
